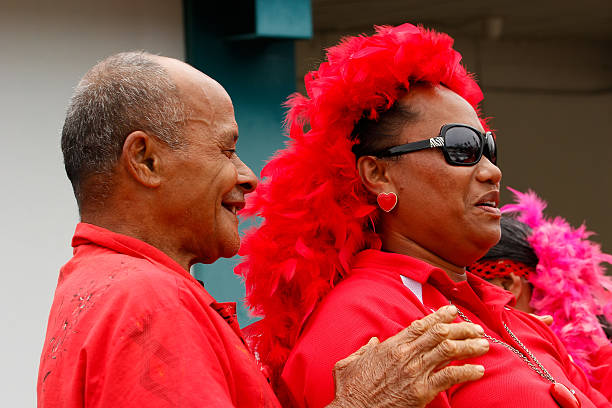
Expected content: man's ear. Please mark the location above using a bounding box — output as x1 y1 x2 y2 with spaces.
357 155 394 195
121 130 163 188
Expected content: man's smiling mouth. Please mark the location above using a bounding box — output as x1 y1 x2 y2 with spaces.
222 200 245 216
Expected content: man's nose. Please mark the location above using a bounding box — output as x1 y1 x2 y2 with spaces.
235 157 258 193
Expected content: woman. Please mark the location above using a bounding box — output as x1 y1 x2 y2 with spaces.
469 188 612 400
237 24 609 407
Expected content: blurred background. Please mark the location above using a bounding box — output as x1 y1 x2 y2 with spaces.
1 0 610 405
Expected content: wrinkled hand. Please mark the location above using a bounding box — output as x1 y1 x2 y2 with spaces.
326 305 488 408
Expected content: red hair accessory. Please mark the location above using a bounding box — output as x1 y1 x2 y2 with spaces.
469 259 533 280
236 23 485 388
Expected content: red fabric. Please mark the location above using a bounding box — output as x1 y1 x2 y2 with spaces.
282 250 610 408
37 223 280 408
591 342 612 401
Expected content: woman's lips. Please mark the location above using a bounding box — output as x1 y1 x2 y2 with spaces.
475 203 501 216
474 190 500 217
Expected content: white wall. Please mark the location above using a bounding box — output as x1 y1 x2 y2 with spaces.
0 0 184 404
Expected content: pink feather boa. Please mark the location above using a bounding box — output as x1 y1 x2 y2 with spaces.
235 23 486 388
503 187 612 377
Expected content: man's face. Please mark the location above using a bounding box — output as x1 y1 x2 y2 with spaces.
158 62 257 265
385 86 502 266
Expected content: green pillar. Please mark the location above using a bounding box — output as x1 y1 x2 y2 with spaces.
184 0 312 326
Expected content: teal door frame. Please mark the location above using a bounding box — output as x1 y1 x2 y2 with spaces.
183 0 312 326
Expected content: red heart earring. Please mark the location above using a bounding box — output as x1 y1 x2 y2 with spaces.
377 192 398 212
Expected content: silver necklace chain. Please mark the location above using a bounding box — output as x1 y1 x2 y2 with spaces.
454 306 556 384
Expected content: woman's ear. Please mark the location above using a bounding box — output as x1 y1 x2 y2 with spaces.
357 155 395 195
121 130 163 188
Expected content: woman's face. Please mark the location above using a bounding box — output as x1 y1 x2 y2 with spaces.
381 86 502 267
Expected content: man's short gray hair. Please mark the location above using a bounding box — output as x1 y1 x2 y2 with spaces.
61 51 187 209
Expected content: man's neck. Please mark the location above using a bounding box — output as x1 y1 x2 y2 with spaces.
380 230 467 282
80 210 193 272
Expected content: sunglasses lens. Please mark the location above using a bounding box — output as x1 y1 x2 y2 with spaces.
484 133 497 165
444 126 481 164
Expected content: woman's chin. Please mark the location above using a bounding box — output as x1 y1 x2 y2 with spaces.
460 236 500 266
479 224 502 249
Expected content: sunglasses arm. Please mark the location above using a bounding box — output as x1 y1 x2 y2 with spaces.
377 137 442 157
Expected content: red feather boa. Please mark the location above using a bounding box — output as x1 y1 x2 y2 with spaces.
236 23 485 388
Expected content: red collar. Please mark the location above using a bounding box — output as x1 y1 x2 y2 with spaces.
351 249 515 308
71 222 215 305
351 249 438 283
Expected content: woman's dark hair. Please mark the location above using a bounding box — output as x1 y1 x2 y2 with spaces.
480 214 539 267
350 84 439 159
350 100 419 158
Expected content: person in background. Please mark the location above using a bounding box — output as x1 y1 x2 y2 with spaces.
468 187 612 400
237 23 610 408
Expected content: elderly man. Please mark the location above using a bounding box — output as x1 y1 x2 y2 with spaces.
37 52 488 407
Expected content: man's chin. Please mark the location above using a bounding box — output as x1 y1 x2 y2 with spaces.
219 235 241 259
193 234 240 264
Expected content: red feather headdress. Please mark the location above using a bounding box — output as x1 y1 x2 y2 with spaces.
501 188 612 377
236 23 485 387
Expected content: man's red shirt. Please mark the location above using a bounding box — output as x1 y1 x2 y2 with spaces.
37 223 280 407
282 249 610 408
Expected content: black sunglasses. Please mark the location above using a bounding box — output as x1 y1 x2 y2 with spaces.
371 123 497 166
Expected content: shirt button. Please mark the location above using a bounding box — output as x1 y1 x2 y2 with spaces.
451 288 459 294
504 306 511 310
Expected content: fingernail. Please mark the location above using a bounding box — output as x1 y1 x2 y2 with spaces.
475 324 484 335
478 339 489 347
448 305 457 314
476 365 485 374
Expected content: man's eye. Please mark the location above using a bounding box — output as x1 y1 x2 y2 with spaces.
224 149 236 158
